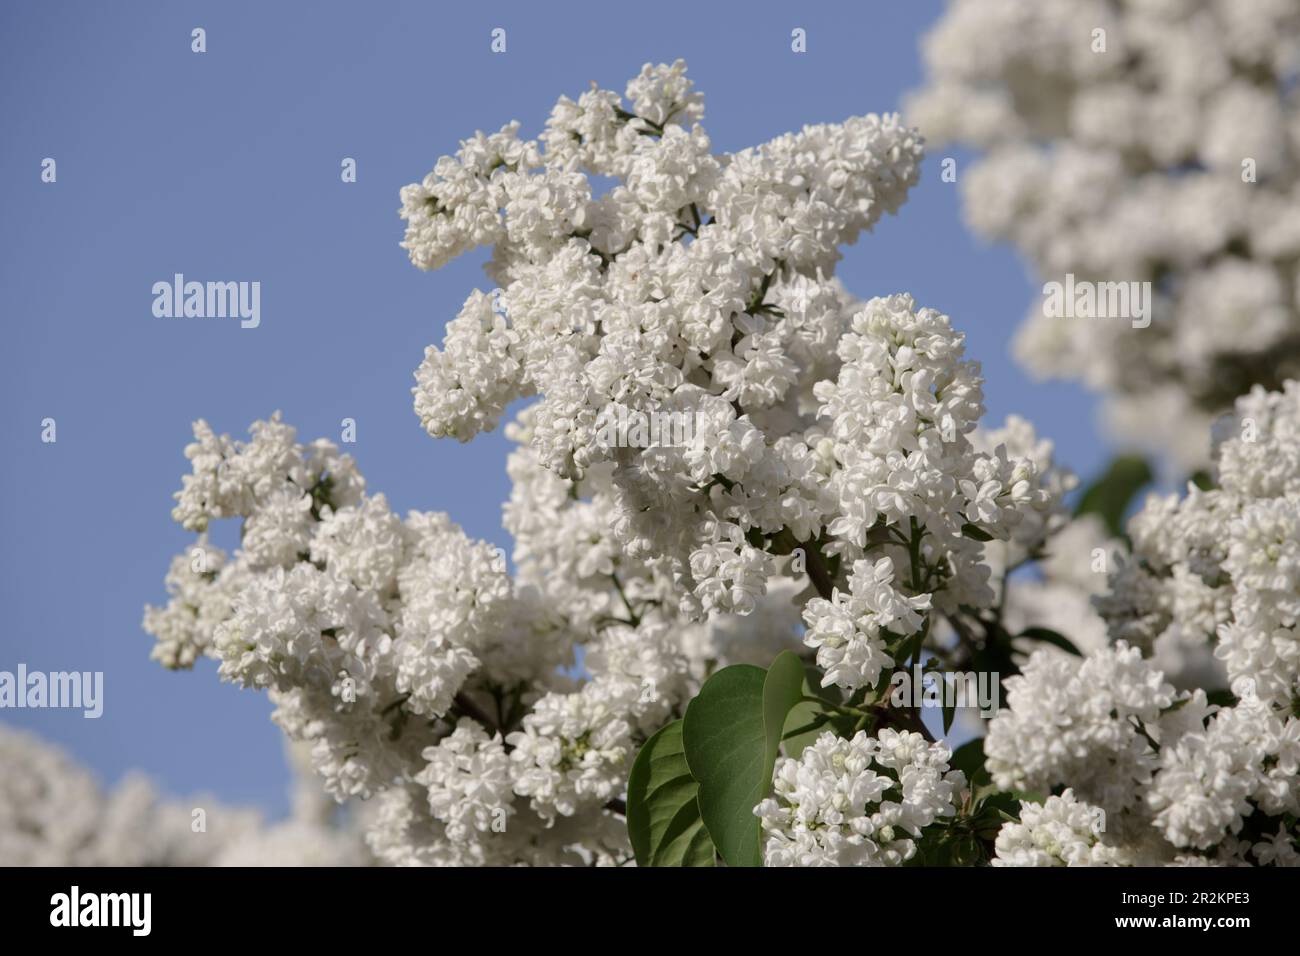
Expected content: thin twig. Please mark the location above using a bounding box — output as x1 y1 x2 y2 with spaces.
453 692 497 732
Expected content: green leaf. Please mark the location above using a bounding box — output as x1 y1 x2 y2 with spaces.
762 651 809 778
782 666 854 759
969 788 1043 842
1017 626 1083 656
682 652 806 867
960 522 994 542
892 629 927 670
950 737 986 779
626 720 716 867
942 695 957 735
951 737 1000 807
971 792 1023 837
1206 689 1238 709
950 833 982 866
909 820 985 867
1074 454 1153 538
781 701 833 760
683 665 766 867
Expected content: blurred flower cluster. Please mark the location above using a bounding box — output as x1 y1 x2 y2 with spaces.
908 0 1300 466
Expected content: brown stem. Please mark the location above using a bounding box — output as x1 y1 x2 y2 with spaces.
453 692 497 732
804 545 836 601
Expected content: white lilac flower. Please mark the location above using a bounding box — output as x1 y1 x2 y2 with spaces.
506 681 635 821
404 61 1050 635
1097 382 1300 706
984 642 1181 824
991 388 1300 863
801 556 928 694
1148 696 1300 851
755 730 965 866
993 790 1132 867
145 61 1071 866
142 537 247 669
908 0 1300 465
416 721 514 843
310 493 406 595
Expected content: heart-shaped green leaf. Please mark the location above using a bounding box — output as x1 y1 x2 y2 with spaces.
682 651 806 867
626 720 715 867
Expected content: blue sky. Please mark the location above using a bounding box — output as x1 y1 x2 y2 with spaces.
0 0 1108 816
